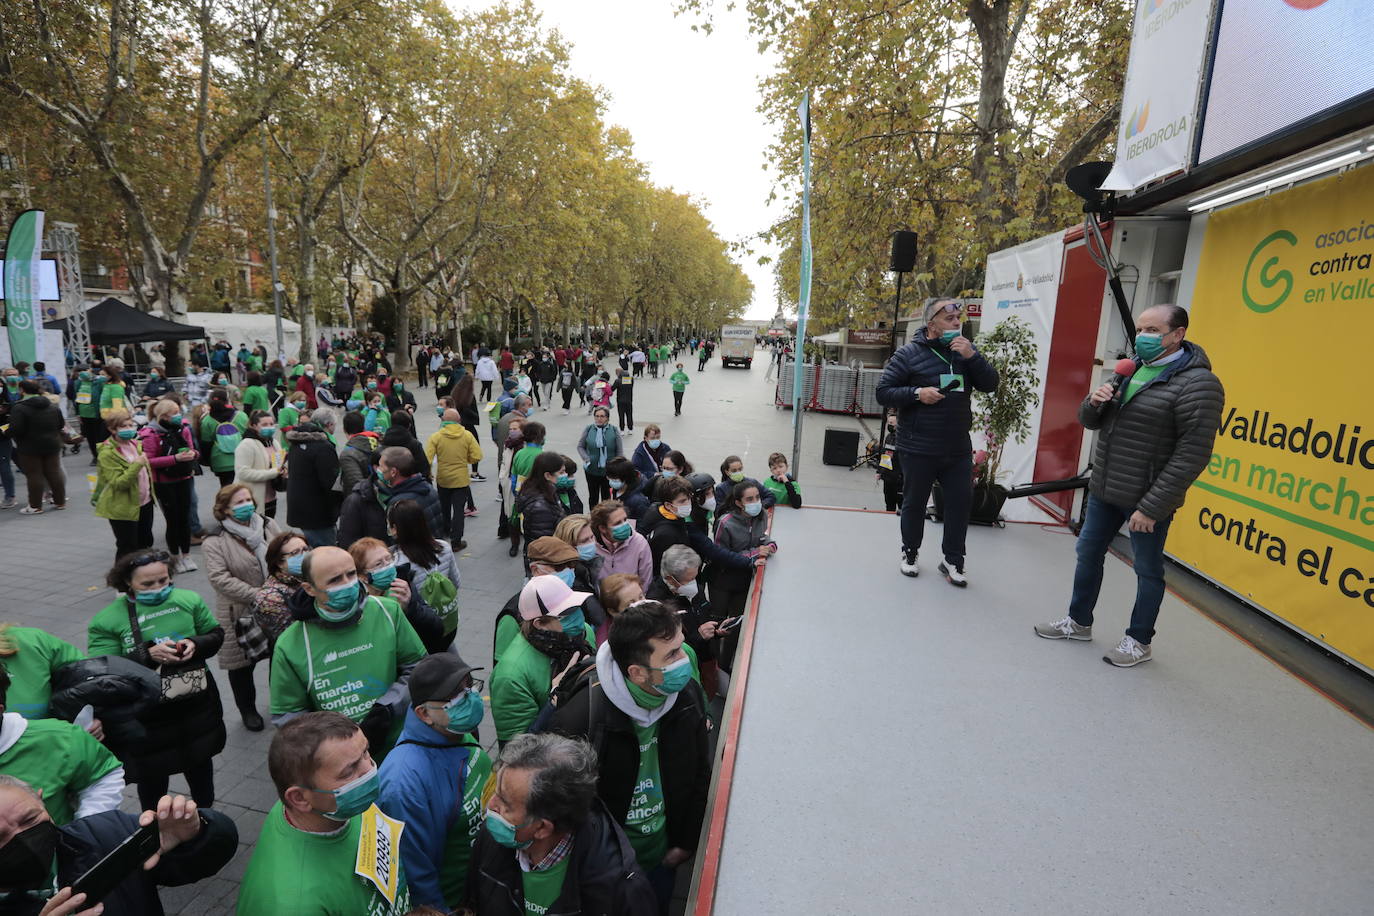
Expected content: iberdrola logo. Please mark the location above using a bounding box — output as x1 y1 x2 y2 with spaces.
1142 0 1165 12
1125 101 1150 139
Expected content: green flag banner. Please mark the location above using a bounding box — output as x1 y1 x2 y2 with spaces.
3 210 45 366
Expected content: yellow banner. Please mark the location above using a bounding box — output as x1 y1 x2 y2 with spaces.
1171 166 1374 671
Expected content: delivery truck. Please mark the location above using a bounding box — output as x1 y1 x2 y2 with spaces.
719 325 756 368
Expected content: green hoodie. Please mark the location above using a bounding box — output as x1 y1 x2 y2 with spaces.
669 370 690 393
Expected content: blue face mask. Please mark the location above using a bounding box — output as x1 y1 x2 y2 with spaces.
306 766 380 822
231 503 255 522
555 475 576 491
611 521 633 541
1134 332 1166 362
650 657 693 696
485 808 533 849
607 478 623 490
576 543 598 562
661 469 677 478
553 568 576 588
318 580 361 620
286 554 306 577
134 584 173 606
368 564 397 590
559 607 586 636
940 327 960 344
435 406 445 417
116 428 138 441
646 439 661 450
259 427 276 438
438 688 485 735
744 501 763 517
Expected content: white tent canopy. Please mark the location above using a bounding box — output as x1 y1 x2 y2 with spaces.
187 312 301 362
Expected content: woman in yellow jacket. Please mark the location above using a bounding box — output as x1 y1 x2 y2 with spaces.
425 407 483 548
93 408 155 559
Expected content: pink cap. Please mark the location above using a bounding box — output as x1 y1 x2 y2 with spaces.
518 575 592 621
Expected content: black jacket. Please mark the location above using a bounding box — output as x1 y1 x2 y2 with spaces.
34 809 238 916
876 333 1000 456
48 655 161 748
549 676 711 855
646 577 714 663
516 486 567 542
466 799 657 916
337 474 444 549
712 477 776 513
285 424 340 530
8 395 65 456
643 507 752 580
333 365 358 396
380 426 430 480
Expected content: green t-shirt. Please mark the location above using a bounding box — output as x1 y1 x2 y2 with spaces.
247 354 265 373
669 370 690 393
0 717 121 825
521 852 572 915
445 742 493 906
243 385 271 413
624 722 669 871
489 625 596 742
1123 363 1167 404
88 588 219 656
270 596 426 734
237 802 411 916
1 627 84 719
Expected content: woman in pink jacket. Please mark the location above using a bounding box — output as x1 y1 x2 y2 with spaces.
589 498 652 587
137 398 201 573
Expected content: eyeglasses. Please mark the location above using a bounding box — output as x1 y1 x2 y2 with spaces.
935 302 961 316
428 679 484 704
128 550 172 568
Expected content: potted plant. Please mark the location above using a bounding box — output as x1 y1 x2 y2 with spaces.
931 315 1041 525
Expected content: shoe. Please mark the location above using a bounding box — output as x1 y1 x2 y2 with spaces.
189 534 205 546
88 458 98 466
240 710 265 732
464 507 479 517
181 556 198 572
508 542 519 558
454 540 468 550
18 507 42 516
562 409 570 415
1034 615 1093 641
899 549 919 577
1103 635 1152 667
938 561 967 587
0 499 16 510
51 502 67 510
471 472 487 482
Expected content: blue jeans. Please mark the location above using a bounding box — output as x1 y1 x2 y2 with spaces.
187 478 204 535
302 527 337 548
1068 494 1173 644
0 438 13 499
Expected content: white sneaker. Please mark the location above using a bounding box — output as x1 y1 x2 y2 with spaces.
180 556 198 572
1034 615 1092 640
938 561 968 587
1103 635 1152 667
899 549 919 577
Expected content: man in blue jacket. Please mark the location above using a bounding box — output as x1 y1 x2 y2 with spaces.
876 299 999 586
378 652 493 912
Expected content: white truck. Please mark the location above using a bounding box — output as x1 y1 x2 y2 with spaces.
719 325 756 368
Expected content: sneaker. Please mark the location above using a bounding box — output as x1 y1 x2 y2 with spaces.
1104 635 1151 667
1034 615 1093 641
189 534 205 546
464 507 479 517
18 506 42 516
938 561 967 587
562 409 570 415
0 499 16 510
899 549 919 577
51 502 67 510
181 556 198 572
471 472 487 482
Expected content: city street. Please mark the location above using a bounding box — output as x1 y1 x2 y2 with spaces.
0 347 890 913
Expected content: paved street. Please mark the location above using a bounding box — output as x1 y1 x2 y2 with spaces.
1 346 889 913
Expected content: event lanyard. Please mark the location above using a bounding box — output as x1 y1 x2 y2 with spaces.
930 347 953 370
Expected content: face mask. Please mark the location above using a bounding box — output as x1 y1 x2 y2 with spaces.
647 439 661 449
149 372 160 380
607 478 623 490
319 580 361 619
292 401 306 411
311 766 380 822
1135 332 1166 362
703 496 717 512
231 503 255 522
435 406 445 417
485 808 533 849
650 656 693 696
728 471 744 483
0 820 59 889
673 577 700 600
577 542 598 562
168 414 183 425
215 378 227 386
559 607 586 636
553 567 576 587
134 584 173 606
744 501 763 517
79 372 91 381
394 383 403 390
611 521 633 541
439 688 485 735
673 503 692 519
286 554 306 577
367 382 378 390
368 564 397 589
116 428 138 440
661 469 677 478
556 475 576 491
940 327 960 344
305 370 315 378
259 427 276 438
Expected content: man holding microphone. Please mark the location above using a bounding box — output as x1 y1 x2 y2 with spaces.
1035 304 1223 666
877 299 999 587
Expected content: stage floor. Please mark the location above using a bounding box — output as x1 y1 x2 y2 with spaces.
702 507 1374 914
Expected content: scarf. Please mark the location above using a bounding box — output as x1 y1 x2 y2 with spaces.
524 627 593 676
595 641 677 727
221 514 269 578
586 424 612 467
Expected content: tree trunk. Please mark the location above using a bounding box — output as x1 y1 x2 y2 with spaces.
393 279 412 373
967 0 1025 233
296 214 319 365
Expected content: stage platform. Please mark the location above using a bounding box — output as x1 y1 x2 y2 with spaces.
691 507 1374 914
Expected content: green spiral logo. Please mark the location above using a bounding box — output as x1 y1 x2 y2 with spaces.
1242 230 1296 314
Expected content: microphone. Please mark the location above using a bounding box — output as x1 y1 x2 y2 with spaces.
1107 358 1138 397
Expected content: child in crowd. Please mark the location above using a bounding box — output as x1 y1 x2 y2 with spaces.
762 451 803 509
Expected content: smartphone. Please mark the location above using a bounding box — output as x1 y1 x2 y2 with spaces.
718 617 742 633
70 821 160 904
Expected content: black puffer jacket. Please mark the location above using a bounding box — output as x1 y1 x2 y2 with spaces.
8 394 66 456
516 486 567 542
337 473 444 549
876 333 1000 455
48 655 161 746
466 799 657 916
285 424 340 530
1080 341 1224 520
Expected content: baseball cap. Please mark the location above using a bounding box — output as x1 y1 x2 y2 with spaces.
518 575 592 621
526 536 578 566
408 652 482 707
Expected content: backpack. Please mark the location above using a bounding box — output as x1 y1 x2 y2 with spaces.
418 570 459 634
486 401 501 427
213 420 242 456
529 660 603 738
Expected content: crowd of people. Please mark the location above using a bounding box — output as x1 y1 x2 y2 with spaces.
0 333 809 916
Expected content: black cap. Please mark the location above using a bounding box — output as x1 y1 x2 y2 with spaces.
408 653 481 707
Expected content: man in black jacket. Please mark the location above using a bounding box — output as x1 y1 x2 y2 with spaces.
337 447 443 548
876 299 999 587
0 779 236 916
285 420 340 547
549 601 710 914
466 733 656 916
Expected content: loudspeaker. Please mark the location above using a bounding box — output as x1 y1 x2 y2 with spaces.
889 231 917 273
822 427 861 466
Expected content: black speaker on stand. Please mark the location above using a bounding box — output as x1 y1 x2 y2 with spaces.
853 231 918 472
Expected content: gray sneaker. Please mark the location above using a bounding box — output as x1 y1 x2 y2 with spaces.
1034 615 1092 641
1103 635 1151 667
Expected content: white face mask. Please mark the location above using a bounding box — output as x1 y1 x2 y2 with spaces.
703 496 717 512
673 577 699 600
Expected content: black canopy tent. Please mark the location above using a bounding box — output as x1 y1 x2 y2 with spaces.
43 297 206 345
